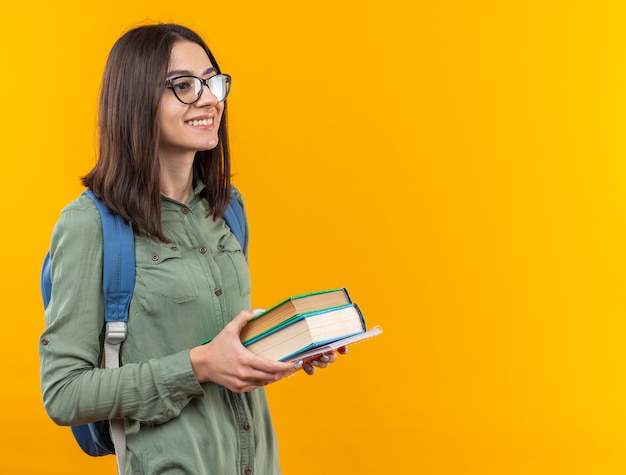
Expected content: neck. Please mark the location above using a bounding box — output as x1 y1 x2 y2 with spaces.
159 153 195 203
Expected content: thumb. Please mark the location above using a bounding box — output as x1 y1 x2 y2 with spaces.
230 310 256 334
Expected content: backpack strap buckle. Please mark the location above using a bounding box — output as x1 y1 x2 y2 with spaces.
105 321 127 345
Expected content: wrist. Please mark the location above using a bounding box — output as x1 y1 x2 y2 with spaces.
189 346 209 383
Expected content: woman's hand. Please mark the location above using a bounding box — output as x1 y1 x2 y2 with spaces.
301 346 348 376
189 310 301 393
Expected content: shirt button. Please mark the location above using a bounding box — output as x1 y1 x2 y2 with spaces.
218 244 225 250
199 246 207 254
242 423 250 431
171 246 178 251
41 338 49 346
244 468 252 475
151 253 159 262
214 288 223 296
181 207 190 215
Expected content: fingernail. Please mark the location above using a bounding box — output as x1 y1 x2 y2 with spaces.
320 354 330 362
312 360 319 367
293 360 303 370
304 363 314 372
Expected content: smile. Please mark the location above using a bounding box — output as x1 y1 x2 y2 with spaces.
186 118 214 126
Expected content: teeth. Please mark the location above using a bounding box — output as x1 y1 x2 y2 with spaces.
186 118 213 126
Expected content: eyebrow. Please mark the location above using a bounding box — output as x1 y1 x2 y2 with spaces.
166 67 217 79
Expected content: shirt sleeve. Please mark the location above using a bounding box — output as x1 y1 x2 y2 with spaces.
39 199 205 427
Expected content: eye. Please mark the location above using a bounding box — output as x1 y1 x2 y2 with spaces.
171 78 193 92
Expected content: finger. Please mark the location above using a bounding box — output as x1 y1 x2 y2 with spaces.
247 351 300 373
243 355 302 384
225 371 279 391
303 362 315 375
231 310 256 329
337 346 348 355
223 311 258 341
311 359 329 369
309 352 336 368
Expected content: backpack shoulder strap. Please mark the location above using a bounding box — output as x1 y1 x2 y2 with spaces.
83 190 135 327
41 192 136 316
83 190 134 475
41 254 53 308
223 189 246 256
43 191 133 474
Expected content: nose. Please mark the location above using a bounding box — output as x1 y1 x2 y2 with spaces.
195 81 219 107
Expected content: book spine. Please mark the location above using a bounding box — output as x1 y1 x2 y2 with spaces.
342 287 353 304
353 303 366 332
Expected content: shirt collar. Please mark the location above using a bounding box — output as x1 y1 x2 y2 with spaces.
160 181 207 207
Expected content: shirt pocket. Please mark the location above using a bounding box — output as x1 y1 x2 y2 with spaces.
135 242 199 303
218 232 251 296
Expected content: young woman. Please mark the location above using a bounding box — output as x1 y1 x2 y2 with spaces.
40 23 341 474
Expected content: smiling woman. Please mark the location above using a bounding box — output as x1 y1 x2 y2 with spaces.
38 23 344 475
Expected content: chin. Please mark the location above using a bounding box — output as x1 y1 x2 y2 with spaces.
203 137 220 151
190 140 218 153
203 142 219 151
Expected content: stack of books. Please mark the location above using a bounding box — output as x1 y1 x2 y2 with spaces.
237 288 382 362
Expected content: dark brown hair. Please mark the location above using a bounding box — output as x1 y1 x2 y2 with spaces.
82 23 231 242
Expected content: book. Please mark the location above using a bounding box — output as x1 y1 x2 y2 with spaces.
238 288 352 344
244 303 368 361
284 325 383 362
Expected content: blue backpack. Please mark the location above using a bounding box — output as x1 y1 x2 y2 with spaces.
40 189 246 462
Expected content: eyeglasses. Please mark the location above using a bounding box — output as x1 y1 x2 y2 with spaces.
164 74 232 105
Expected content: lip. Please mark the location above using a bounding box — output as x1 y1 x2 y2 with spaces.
186 113 213 122
184 114 216 129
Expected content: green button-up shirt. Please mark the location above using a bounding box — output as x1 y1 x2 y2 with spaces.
40 185 281 474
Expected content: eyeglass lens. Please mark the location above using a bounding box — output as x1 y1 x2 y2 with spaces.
169 74 231 104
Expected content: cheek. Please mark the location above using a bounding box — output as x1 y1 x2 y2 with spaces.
216 104 225 126
158 100 180 124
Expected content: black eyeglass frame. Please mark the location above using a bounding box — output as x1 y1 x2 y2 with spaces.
164 73 232 105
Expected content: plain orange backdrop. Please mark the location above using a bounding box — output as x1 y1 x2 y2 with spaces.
3 1 626 474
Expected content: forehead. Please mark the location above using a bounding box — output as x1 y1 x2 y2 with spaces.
168 40 214 73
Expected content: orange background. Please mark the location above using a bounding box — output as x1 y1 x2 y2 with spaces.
3 1 626 474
